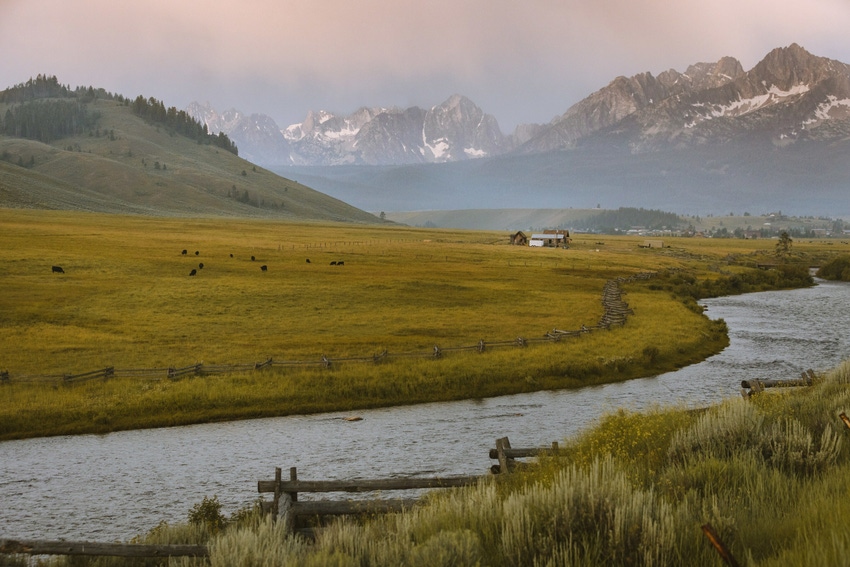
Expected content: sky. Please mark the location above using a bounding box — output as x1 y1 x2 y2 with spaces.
3 0 850 133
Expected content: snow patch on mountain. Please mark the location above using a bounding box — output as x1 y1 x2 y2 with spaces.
805 95 850 124
686 83 811 127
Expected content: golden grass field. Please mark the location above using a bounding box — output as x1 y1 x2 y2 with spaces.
1 208 844 439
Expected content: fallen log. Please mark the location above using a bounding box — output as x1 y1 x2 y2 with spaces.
0 539 208 558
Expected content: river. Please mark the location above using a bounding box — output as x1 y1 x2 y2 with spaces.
1 279 848 541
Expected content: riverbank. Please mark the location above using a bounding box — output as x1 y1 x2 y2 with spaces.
30 360 850 567
4 279 849 547
0 282 729 440
3 209 840 440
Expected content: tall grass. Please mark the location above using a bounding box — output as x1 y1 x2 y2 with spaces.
38 360 850 566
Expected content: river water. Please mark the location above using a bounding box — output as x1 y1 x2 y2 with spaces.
1 279 848 542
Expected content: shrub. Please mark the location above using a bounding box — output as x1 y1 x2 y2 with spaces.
816 255 850 281
188 495 226 534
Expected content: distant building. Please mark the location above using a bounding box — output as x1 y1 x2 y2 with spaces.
510 231 528 246
530 233 568 248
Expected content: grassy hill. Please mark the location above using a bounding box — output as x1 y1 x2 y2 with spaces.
0 96 380 223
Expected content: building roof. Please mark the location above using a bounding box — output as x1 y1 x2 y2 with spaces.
530 233 565 239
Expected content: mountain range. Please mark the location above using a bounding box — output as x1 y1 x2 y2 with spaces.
191 43 850 167
190 44 850 219
2 43 848 223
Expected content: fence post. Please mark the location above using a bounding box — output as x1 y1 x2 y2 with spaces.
495 437 512 475
272 467 282 519
701 523 740 567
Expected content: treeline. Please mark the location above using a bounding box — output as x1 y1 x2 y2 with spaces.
0 74 124 104
2 100 100 143
650 265 813 308
131 95 238 155
1 75 237 154
572 207 683 233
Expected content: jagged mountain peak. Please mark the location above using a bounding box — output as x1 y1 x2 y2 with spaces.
751 43 833 87
193 44 850 166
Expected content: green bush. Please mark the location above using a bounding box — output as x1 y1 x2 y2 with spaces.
816 255 850 281
188 495 226 534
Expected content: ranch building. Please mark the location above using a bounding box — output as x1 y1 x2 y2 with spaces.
510 231 528 246
529 233 567 248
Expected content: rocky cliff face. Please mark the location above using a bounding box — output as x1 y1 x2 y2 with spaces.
576 44 850 152
191 44 850 167
191 95 507 166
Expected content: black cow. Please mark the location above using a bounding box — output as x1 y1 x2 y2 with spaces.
251 255 256 261
230 253 233 258
260 265 268 271
189 269 197 276
51 265 65 274
195 251 200 256
198 263 204 269
181 249 187 255
306 258 311 263
338 261 344 266
330 261 337 265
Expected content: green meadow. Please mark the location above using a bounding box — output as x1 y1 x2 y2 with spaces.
0 208 838 440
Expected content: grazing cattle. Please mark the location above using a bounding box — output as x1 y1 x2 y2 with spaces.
306 258 311 263
330 261 337 265
230 253 233 258
251 255 256 261
260 265 268 271
189 269 197 276
338 261 344 266
181 249 187 255
195 251 200 256
198 263 204 269
51 265 65 274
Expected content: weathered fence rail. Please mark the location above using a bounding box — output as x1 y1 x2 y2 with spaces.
256 435 562 536
741 369 816 397
1 272 655 383
0 539 209 558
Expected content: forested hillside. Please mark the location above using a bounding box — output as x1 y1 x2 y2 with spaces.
0 75 379 222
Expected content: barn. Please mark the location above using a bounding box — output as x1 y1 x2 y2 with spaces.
510 231 528 246
529 233 567 248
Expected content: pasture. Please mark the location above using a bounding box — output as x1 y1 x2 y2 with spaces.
1 208 836 438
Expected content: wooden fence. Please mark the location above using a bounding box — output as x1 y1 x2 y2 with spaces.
0 539 208 559
740 369 816 398
1 273 656 383
256 436 559 536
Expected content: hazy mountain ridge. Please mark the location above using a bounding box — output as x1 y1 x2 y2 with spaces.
587 44 850 152
200 44 850 170
191 94 513 167
266 44 850 220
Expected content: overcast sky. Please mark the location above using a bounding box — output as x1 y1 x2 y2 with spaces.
3 0 850 132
